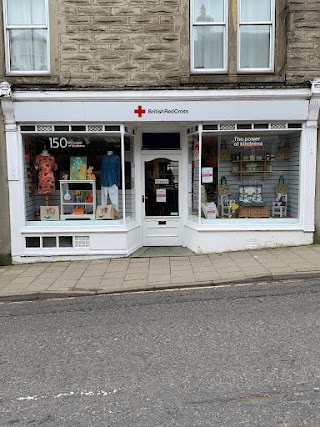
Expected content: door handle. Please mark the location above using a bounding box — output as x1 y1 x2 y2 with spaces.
142 195 148 203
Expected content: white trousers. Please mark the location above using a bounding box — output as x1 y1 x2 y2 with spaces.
101 185 119 211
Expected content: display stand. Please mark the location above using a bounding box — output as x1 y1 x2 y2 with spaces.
60 180 96 220
231 151 272 181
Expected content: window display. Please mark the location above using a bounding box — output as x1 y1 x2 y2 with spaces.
60 179 96 220
23 131 135 224
34 147 58 200
188 133 200 217
101 150 120 210
188 129 301 221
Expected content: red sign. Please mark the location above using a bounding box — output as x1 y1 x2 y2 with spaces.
134 105 146 118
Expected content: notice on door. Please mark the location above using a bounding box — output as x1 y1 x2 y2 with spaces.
156 188 166 203
202 167 213 183
155 179 169 184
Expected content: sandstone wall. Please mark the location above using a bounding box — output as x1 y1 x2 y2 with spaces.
286 0 320 83
0 0 319 89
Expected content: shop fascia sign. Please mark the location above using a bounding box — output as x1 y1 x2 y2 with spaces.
134 105 189 118
233 136 264 148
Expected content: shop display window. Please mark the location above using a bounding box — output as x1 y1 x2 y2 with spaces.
23 132 135 224
189 130 301 221
188 133 200 217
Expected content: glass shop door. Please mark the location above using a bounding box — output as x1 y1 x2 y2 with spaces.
142 154 182 246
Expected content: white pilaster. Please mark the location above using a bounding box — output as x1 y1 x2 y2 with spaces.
1 97 19 181
301 120 318 231
301 80 320 231
1 84 25 256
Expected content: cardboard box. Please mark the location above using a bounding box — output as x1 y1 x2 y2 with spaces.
40 206 59 221
96 205 114 220
202 203 217 219
96 205 121 220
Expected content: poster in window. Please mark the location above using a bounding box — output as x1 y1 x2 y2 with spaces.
156 188 166 203
70 157 87 180
201 167 213 183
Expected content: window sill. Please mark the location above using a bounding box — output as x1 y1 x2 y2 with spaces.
6 71 51 77
186 215 301 230
182 74 286 86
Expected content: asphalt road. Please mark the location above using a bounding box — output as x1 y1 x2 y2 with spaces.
1 279 320 426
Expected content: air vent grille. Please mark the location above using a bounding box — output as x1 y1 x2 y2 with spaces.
74 236 90 248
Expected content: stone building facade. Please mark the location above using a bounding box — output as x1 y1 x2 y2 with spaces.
1 0 320 262
1 0 319 88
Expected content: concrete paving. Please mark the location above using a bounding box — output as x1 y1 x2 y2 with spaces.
1 244 320 301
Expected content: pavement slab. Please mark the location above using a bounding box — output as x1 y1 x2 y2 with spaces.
100 278 124 287
1 244 320 301
194 273 220 281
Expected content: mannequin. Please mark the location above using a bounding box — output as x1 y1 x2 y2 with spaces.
101 150 120 210
34 146 58 205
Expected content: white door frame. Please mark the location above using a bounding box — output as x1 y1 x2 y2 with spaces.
141 151 183 246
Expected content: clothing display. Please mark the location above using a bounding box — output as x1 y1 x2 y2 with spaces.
101 184 119 210
34 152 58 195
101 152 120 187
101 152 120 210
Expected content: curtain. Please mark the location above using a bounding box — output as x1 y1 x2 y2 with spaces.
240 0 271 22
10 29 47 71
7 0 46 25
240 26 270 69
194 27 224 69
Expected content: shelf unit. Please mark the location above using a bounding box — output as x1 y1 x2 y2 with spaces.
60 180 96 220
231 151 272 181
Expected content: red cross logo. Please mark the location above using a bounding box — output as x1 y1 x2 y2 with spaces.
134 105 146 118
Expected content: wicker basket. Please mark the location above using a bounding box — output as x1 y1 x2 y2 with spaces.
239 206 270 218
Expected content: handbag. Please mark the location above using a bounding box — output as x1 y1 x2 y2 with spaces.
219 141 230 161
276 141 289 160
218 176 231 196
276 175 288 194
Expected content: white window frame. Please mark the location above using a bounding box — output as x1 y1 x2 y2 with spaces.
3 0 50 75
190 0 228 74
237 0 275 73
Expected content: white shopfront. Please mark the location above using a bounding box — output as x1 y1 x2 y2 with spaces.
1 82 320 263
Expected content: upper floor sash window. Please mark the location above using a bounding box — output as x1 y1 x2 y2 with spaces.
191 0 275 74
191 0 227 73
238 0 274 71
3 0 50 74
